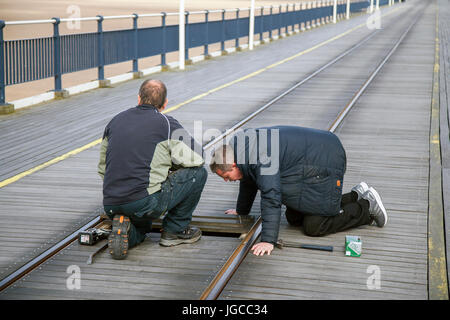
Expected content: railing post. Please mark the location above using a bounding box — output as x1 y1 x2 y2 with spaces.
260 7 264 42
333 0 337 23
249 0 255 50
278 5 282 35
0 20 14 113
235 8 240 49
0 21 6 105
52 17 68 98
292 3 296 31
178 0 185 70
161 12 167 70
185 11 190 62
346 0 350 19
96 15 104 81
269 6 273 40
285 4 289 35
317 2 321 27
307 2 311 28
132 13 142 78
300 3 305 32
221 9 226 53
204 10 209 57
310 2 314 28
96 15 110 87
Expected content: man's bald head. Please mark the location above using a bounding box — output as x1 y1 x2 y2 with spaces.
138 79 167 109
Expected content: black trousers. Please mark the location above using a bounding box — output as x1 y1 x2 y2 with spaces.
285 191 372 237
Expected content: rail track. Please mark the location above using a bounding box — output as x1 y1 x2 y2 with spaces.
0 2 424 299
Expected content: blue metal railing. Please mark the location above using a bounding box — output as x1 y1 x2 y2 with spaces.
0 1 383 105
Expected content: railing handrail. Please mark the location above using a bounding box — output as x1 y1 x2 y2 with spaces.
2 2 349 26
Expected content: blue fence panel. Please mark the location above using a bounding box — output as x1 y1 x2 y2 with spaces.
285 10 296 28
337 3 347 15
138 26 165 58
310 7 321 21
203 20 221 44
60 32 98 74
4 37 54 86
324 6 333 18
237 17 250 38
188 22 207 48
351 1 370 13
261 12 274 33
103 29 135 65
165 25 179 53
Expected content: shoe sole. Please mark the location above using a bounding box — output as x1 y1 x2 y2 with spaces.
159 233 201 247
369 187 388 227
108 215 130 260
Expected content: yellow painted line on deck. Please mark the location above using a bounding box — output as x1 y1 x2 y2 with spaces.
0 5 403 189
0 138 102 188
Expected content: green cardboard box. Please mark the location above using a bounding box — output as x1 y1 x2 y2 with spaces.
345 235 362 257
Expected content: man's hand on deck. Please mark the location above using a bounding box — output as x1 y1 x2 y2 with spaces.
225 209 238 215
251 242 274 256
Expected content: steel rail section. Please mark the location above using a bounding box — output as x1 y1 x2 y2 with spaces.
199 9 423 300
0 216 101 291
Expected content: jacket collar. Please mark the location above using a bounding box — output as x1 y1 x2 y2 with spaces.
233 140 251 181
137 104 159 111
236 163 251 180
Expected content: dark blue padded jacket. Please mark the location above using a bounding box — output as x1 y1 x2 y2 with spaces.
231 125 346 244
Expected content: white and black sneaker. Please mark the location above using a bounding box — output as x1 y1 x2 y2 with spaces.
362 187 388 227
351 182 369 201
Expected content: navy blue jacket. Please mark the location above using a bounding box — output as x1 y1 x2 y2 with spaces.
231 126 346 244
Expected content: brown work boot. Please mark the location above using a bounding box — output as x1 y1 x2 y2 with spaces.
159 225 201 247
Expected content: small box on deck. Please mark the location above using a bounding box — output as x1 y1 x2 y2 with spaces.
345 235 362 257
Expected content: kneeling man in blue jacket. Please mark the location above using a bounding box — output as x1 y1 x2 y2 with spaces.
210 126 387 256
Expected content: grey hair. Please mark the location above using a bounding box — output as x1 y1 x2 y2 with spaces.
209 144 235 173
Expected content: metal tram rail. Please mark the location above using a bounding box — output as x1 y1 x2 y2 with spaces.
0 6 422 297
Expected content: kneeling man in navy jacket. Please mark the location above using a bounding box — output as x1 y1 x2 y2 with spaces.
209 126 387 256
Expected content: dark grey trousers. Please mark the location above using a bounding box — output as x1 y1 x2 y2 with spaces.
104 166 208 248
285 191 372 236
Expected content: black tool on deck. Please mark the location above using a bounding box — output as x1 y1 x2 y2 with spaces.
78 228 111 245
87 242 109 265
275 239 333 252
